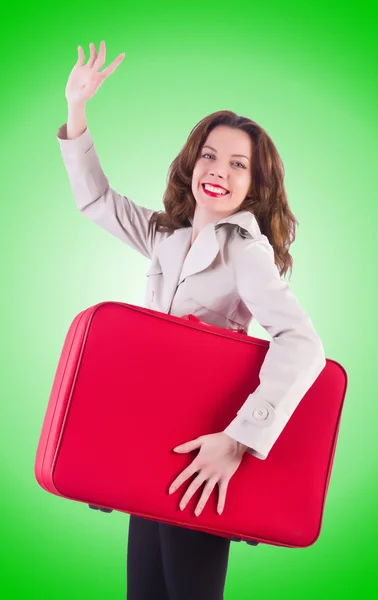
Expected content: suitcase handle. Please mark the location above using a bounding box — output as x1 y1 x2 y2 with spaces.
181 313 246 335
181 314 213 327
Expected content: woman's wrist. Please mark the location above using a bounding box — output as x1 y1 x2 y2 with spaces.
67 102 88 139
237 442 249 454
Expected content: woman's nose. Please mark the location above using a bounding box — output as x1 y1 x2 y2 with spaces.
209 168 229 179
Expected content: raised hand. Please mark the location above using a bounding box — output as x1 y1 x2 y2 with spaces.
65 40 125 106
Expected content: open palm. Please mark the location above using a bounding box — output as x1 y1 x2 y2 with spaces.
65 40 125 106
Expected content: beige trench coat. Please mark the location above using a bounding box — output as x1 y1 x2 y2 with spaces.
56 122 326 460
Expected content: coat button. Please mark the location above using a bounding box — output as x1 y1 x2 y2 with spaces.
252 407 268 420
237 399 275 428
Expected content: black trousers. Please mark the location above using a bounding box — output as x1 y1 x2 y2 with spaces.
126 514 231 600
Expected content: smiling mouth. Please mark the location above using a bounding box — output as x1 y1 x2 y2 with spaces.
201 184 230 197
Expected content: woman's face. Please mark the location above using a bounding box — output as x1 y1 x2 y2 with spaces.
191 125 253 219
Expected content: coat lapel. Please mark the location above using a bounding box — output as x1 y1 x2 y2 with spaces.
153 210 261 312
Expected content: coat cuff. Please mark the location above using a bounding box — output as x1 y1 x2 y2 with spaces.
56 122 94 159
224 414 272 460
224 391 285 459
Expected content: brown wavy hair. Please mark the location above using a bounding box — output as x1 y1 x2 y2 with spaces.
147 110 299 280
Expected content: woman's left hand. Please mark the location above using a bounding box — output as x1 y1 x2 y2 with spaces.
168 432 247 516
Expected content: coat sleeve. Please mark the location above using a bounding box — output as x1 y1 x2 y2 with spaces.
56 122 163 259
223 234 326 460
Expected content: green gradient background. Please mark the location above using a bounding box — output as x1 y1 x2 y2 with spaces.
1 0 377 598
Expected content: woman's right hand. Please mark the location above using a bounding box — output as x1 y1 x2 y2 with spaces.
65 40 125 106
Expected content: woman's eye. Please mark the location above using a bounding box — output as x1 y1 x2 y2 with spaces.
201 153 245 169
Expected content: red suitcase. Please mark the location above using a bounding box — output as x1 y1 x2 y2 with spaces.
34 301 347 548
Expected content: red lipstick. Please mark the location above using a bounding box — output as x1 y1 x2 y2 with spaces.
201 183 230 197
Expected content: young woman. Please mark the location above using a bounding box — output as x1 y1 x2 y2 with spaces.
57 41 326 600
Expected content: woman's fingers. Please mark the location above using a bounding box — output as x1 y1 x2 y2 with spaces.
86 42 97 69
170 461 201 493
83 40 124 80
194 476 218 515
76 45 85 67
72 40 124 96
179 473 208 510
101 53 125 80
92 40 106 72
217 478 229 514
